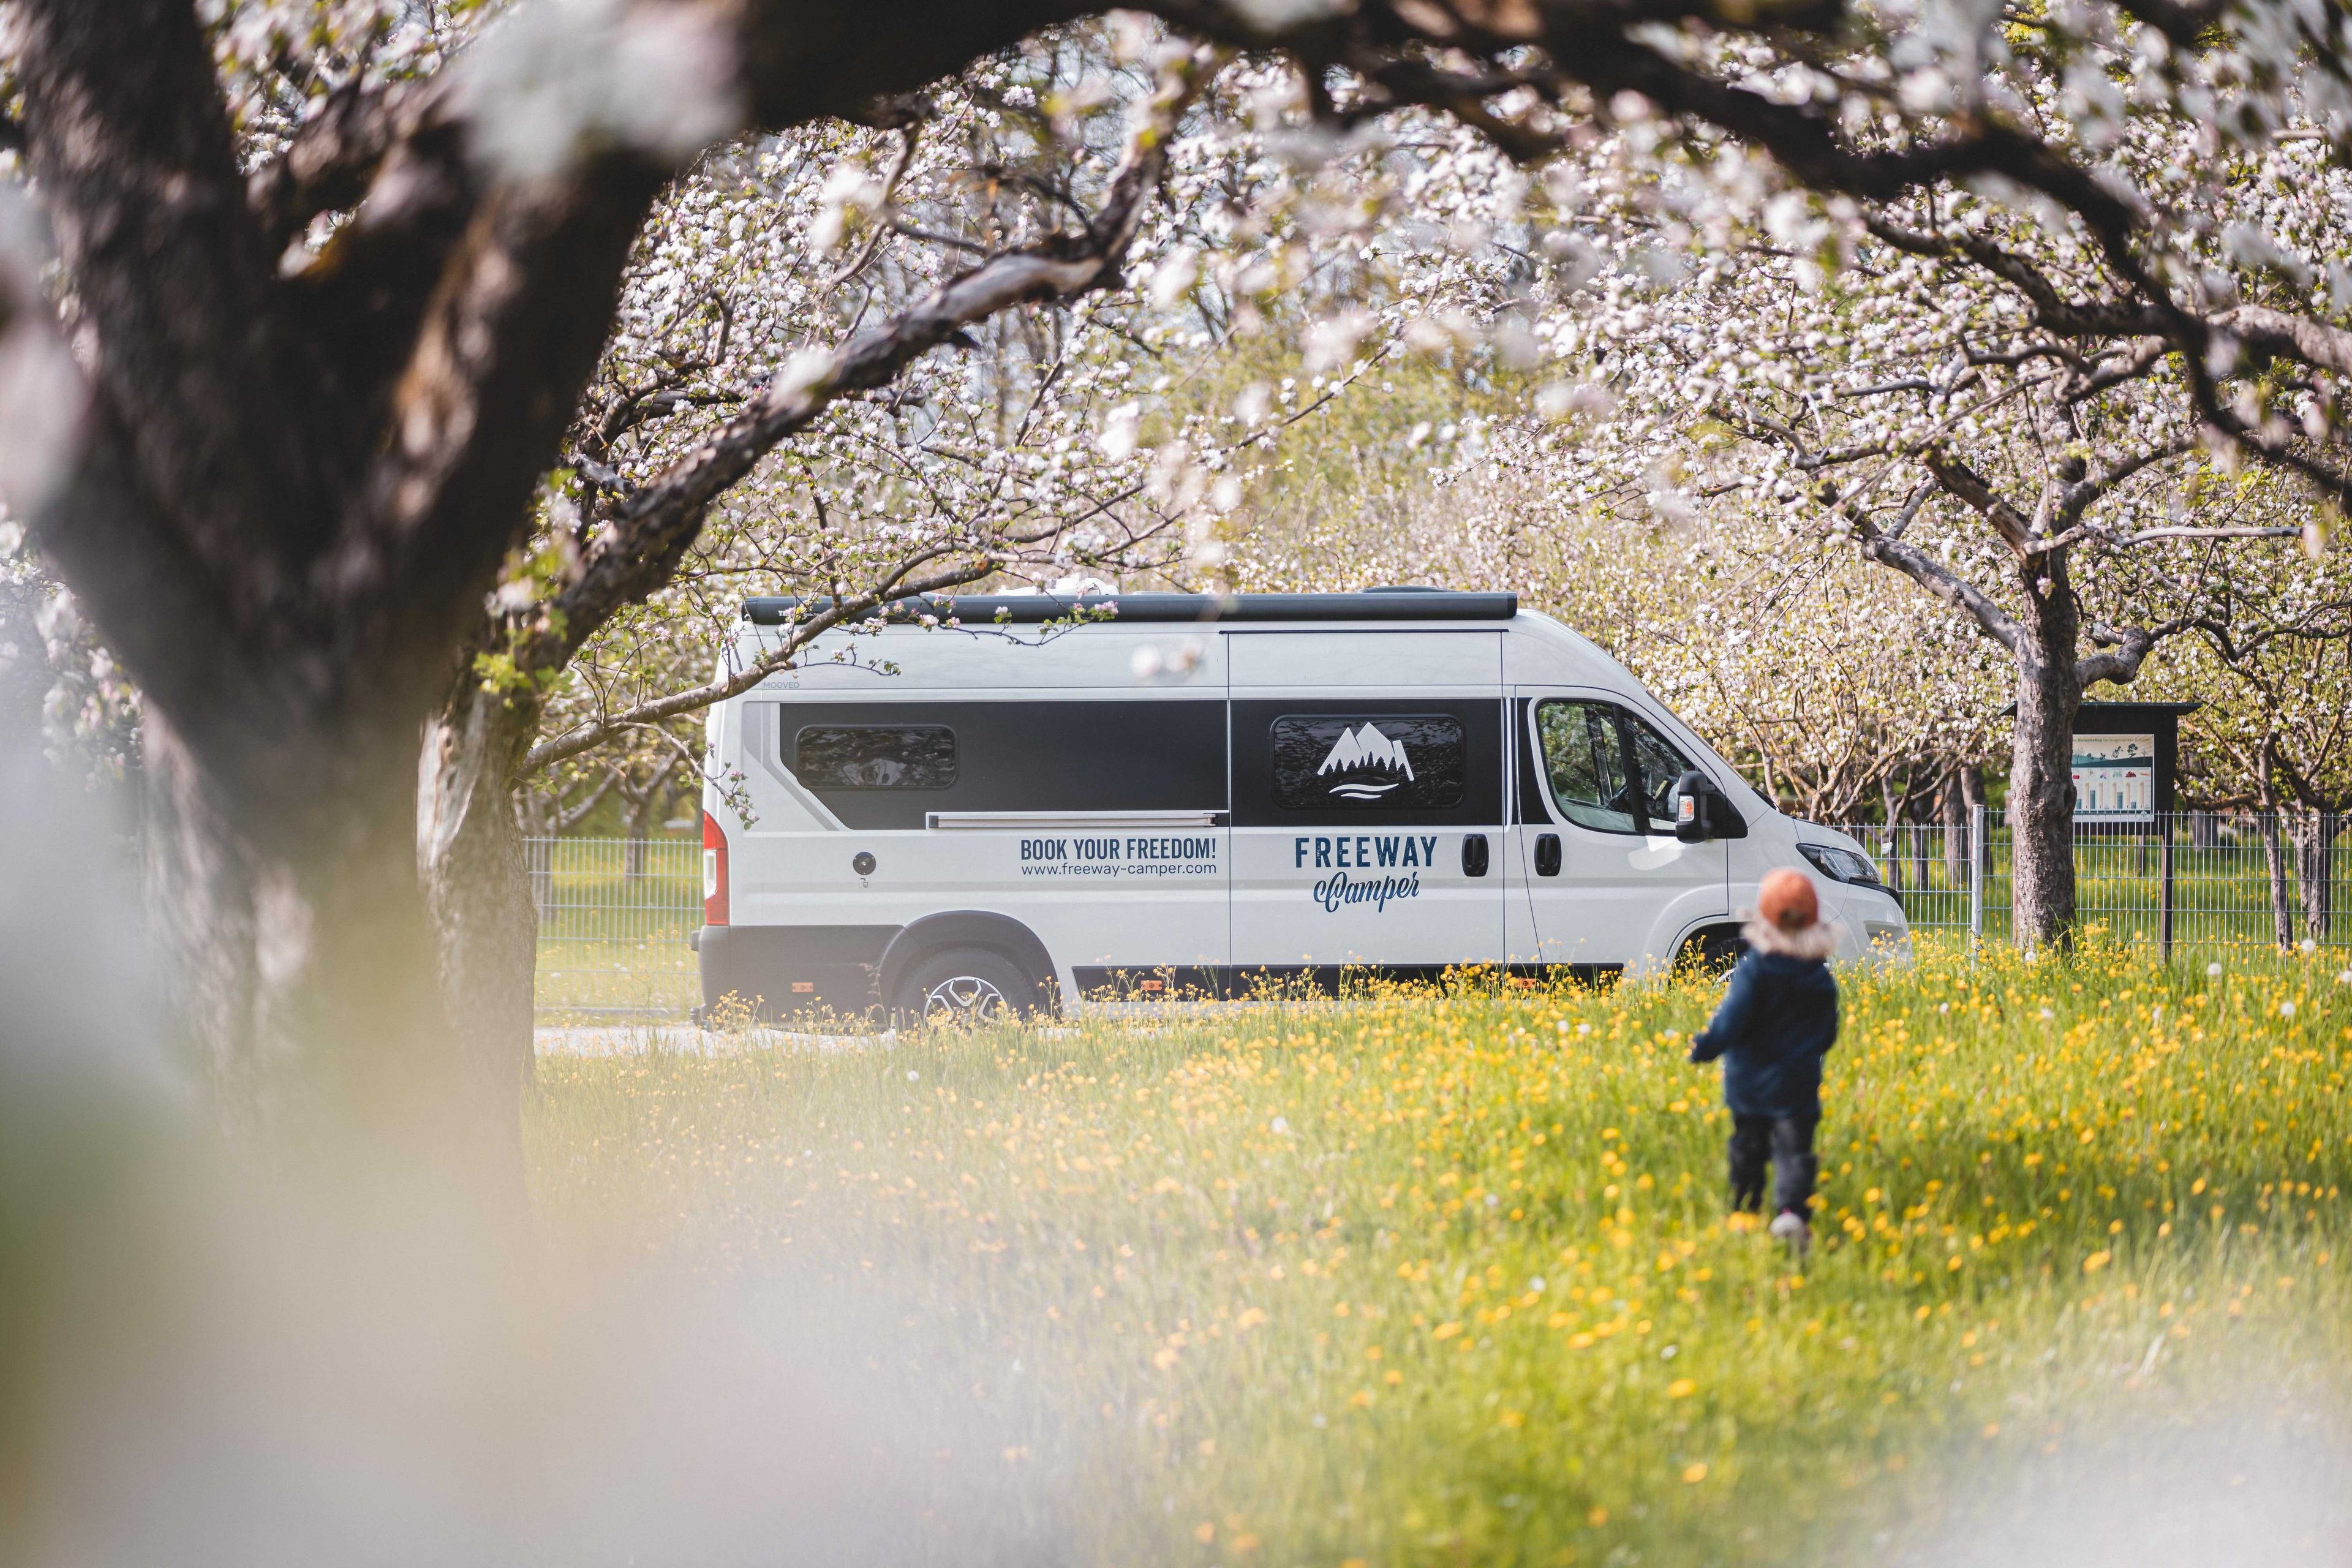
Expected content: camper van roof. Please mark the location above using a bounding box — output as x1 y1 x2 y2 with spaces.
741 590 1518 627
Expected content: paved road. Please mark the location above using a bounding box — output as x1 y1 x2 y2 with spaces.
533 1024 887 1057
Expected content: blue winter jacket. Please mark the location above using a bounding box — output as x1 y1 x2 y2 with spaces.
1689 948 1840 1118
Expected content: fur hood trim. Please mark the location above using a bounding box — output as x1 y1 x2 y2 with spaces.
1742 917 1840 962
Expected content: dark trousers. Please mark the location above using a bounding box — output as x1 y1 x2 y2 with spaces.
1728 1110 1819 1217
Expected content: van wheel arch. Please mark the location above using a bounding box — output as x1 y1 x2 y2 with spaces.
1675 922 1747 977
878 912 1060 1018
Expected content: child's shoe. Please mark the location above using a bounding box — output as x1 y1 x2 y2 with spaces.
1768 1208 1811 1257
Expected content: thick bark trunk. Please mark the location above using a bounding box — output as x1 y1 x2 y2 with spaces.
1942 769 1967 891
2008 658 2082 953
2004 550 2096 954
418 679 543 1137
623 785 660 881
2297 810 2335 946
2263 809 2294 949
1877 778 1905 895
1905 784 1930 890
141 710 508 1189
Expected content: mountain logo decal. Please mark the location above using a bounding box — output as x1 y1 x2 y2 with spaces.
1317 723 1415 799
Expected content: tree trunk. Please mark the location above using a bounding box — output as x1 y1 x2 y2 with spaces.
1905 784 1930 891
141 710 507 1188
2293 810 2333 946
528 832 556 925
1942 769 1967 892
2263 809 2294 950
418 679 545 1144
620 755 680 881
1878 777 1904 896
623 783 663 882
2008 658 2081 953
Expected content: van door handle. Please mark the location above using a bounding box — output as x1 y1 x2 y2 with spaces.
1461 833 1490 877
1534 834 1561 876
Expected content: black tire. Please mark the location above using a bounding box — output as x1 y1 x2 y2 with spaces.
1678 928 1746 978
894 946 1042 1026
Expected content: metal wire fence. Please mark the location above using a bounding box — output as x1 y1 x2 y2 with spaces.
527 836 702 1019
527 812 2352 1017
1826 811 2351 954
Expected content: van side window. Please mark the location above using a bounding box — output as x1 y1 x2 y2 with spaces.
1270 715 1466 810
794 725 957 790
1534 700 1637 833
1623 712 1697 828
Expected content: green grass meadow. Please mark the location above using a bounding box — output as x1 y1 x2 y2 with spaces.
528 939 2352 1565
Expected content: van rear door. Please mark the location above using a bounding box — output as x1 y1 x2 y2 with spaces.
1227 631 1508 983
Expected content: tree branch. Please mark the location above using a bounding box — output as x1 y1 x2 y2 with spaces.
1920 447 2036 559
1849 513 2026 658
2044 437 2193 537
2113 524 2307 547
2215 304 2352 380
2078 620 2170 687
246 76 443 253
521 555 993 773
1528 28 2138 234
549 765 622 832
528 47 1212 689
1359 59 1567 162
2108 0 2229 47
825 113 928 288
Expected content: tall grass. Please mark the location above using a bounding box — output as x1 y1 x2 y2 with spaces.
529 938 2352 1565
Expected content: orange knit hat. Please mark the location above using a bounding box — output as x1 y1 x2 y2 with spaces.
1757 866 1819 932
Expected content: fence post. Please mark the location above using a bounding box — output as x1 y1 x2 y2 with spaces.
2158 813 2175 963
1969 804 1986 951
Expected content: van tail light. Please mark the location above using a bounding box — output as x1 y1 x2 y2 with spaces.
703 810 730 926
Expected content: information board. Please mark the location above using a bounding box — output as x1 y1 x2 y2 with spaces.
2072 733 2155 821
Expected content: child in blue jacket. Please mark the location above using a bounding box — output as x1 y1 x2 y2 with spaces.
1689 867 1840 1254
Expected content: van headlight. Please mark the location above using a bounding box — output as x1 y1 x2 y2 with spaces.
1796 842 1883 888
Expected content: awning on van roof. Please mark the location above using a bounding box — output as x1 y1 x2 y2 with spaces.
742 591 1519 625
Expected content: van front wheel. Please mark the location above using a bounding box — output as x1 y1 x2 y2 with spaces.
896 947 1039 1026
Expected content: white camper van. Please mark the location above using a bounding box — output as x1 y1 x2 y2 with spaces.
693 590 1907 1021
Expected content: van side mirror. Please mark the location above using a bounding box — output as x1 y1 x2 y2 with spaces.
1672 771 1747 843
